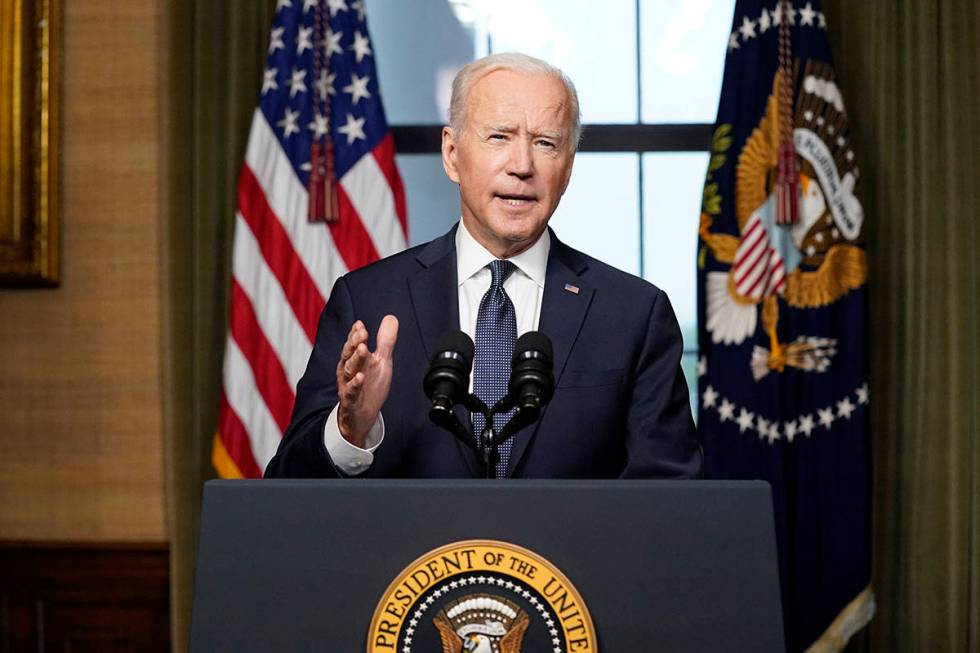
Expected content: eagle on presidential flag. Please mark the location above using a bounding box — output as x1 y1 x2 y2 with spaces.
698 2 874 652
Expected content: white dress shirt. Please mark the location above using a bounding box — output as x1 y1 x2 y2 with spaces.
322 220 551 475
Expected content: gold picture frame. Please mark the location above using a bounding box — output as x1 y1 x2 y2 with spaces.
1 0 59 286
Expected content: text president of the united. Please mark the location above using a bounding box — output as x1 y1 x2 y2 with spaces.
264 53 702 479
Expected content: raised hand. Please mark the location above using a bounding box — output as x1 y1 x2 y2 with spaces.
335 315 399 447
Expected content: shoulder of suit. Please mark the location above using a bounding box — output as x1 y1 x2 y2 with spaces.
556 240 666 299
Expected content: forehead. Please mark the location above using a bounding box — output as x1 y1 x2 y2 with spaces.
466 69 570 128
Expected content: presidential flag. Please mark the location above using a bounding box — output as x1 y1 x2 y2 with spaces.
697 2 873 651
213 0 407 479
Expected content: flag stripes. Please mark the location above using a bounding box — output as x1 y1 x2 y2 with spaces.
238 166 325 341
733 215 787 299
244 112 349 301
215 1 406 478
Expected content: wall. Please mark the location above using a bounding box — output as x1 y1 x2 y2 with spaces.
0 0 166 543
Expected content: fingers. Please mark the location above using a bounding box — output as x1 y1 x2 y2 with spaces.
341 371 365 403
375 314 399 360
340 320 367 362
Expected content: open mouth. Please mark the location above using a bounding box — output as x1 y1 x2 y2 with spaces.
496 193 536 207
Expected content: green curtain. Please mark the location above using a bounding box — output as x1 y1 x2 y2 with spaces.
162 2 979 651
162 1 274 650
823 1 980 651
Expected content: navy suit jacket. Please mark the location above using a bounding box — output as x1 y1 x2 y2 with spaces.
264 226 702 479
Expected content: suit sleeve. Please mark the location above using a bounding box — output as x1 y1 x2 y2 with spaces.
263 276 356 478
620 288 703 479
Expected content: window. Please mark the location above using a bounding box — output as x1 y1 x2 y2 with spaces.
368 0 736 413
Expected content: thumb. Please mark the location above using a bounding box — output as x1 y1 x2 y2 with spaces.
375 314 399 359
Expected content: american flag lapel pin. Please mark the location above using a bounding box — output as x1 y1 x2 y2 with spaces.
564 283 580 295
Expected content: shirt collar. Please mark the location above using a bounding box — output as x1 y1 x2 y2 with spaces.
455 219 550 288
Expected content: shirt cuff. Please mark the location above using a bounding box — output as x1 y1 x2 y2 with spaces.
322 404 384 476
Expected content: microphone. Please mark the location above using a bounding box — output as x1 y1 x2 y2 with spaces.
423 330 474 413
508 331 555 417
493 332 555 442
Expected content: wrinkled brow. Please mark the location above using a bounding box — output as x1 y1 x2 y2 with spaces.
484 124 565 141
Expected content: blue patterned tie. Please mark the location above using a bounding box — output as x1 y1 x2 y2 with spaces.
472 259 518 478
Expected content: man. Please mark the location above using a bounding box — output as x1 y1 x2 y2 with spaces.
264 53 701 479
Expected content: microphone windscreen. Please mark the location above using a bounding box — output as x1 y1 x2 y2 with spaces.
431 330 475 368
513 331 553 366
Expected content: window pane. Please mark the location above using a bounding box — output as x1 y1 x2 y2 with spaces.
642 152 707 350
478 0 638 123
640 0 733 123
551 154 639 276
395 154 460 246
369 0 474 124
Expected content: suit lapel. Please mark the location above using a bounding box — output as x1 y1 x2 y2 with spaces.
506 232 594 476
407 225 481 476
407 228 459 361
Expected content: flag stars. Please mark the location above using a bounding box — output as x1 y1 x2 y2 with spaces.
728 32 741 51
325 28 343 56
702 385 719 409
837 398 856 419
276 0 292 10
288 67 307 97
798 414 815 437
765 421 780 444
350 30 373 62
759 8 771 33
856 383 869 405
262 68 278 95
268 26 285 54
718 399 736 422
818 407 835 429
317 70 336 100
351 0 366 22
781 3 796 25
800 2 817 26
818 12 827 29
736 408 755 433
278 108 300 137
296 25 313 54
697 355 707 377
784 420 798 442
343 73 372 104
756 415 770 436
338 113 367 144
327 0 348 17
302 0 317 12
739 15 757 41
308 113 328 139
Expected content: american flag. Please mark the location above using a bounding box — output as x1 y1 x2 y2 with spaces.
732 210 788 300
213 0 407 478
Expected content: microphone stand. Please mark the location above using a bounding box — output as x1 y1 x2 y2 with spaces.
430 394 548 479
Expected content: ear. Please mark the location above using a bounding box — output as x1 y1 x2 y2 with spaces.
441 126 461 184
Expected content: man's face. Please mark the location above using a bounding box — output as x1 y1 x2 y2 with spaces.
441 69 576 258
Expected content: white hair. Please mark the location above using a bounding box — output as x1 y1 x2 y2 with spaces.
448 52 582 149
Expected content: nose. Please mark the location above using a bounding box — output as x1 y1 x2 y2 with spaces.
505 139 534 179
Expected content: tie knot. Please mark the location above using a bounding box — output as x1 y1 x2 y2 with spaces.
488 259 516 289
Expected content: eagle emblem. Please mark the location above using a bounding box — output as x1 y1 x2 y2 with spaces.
432 594 530 653
700 60 867 380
